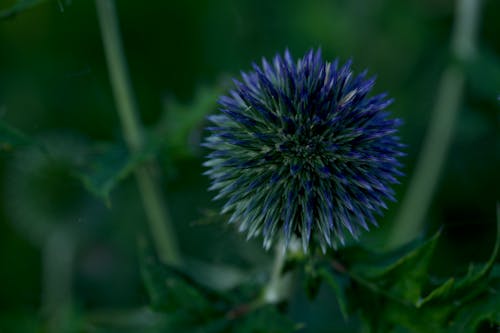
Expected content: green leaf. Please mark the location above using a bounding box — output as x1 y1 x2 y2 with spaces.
236 305 299 333
348 231 441 304
137 237 301 333
418 206 500 307
415 277 455 307
445 275 500 333
139 238 216 315
312 236 443 330
303 262 322 301
317 267 349 320
0 120 40 152
0 0 46 20
466 49 500 101
78 143 152 205
0 311 42 333
156 85 222 157
85 307 165 333
156 312 230 333
87 307 231 333
331 207 500 333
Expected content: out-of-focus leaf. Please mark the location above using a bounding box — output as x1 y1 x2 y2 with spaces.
78 143 153 206
154 313 230 333
236 305 299 333
466 50 500 101
85 307 165 333
156 85 222 157
89 304 299 333
0 120 39 152
87 307 229 333
0 311 41 333
0 306 85 333
0 0 46 19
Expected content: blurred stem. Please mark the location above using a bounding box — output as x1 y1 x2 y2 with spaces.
42 228 75 333
263 240 292 304
95 0 181 266
388 0 481 248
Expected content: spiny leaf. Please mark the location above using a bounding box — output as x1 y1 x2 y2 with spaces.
321 207 500 333
416 277 455 307
309 235 443 326
453 203 500 288
417 205 500 307
445 276 500 333
348 231 441 303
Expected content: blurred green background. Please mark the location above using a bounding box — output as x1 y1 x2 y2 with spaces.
0 0 498 332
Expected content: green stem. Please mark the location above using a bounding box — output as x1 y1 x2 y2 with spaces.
42 228 75 333
388 0 482 248
95 0 181 266
263 240 292 304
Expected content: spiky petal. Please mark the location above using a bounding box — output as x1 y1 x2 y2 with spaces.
203 49 404 252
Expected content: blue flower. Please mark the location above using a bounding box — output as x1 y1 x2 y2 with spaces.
203 49 404 252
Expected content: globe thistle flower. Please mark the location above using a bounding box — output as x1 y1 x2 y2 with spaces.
203 49 404 252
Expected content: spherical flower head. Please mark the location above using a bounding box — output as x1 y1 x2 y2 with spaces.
203 49 404 252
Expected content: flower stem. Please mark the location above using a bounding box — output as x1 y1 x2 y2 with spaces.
95 0 181 266
263 240 292 304
388 0 482 248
